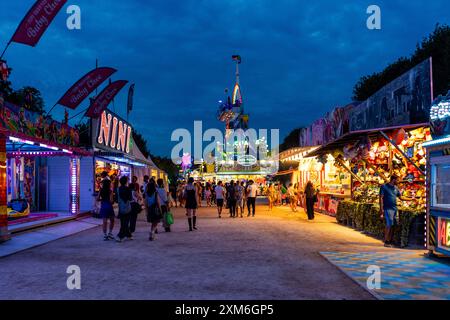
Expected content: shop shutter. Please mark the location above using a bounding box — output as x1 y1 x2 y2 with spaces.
47 157 70 212
79 157 94 212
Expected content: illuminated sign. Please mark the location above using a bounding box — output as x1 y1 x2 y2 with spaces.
95 110 132 154
438 217 450 251
237 155 257 167
430 94 450 139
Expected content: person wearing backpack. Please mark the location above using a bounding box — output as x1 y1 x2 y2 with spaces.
146 180 162 241
117 176 133 242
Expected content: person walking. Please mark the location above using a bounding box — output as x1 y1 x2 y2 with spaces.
146 180 162 241
304 181 317 220
169 183 178 207
246 180 257 217
98 179 115 241
157 178 171 232
227 180 238 218
205 184 212 207
236 181 245 217
214 181 225 218
141 175 149 195
288 183 298 212
184 177 198 231
117 176 133 242
129 176 143 237
177 182 185 208
267 183 275 211
380 175 410 247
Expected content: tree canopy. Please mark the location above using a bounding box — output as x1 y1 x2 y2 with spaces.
353 23 450 101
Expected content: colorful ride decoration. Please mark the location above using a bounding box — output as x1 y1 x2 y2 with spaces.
0 101 80 147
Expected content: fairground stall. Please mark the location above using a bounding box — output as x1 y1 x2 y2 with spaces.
0 98 91 241
424 93 450 257
79 109 166 213
277 146 351 216
307 124 430 246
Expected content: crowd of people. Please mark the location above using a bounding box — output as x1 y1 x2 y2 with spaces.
96 173 319 242
265 181 317 220
171 179 259 219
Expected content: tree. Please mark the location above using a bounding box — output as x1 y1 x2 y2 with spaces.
150 154 180 183
353 24 450 101
279 128 301 152
132 131 150 158
8 86 45 114
74 121 91 147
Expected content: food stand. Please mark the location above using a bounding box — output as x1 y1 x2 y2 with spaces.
278 147 351 216
424 93 450 257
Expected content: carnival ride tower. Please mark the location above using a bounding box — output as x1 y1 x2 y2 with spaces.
217 55 249 132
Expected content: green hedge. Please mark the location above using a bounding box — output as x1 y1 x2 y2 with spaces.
336 201 424 247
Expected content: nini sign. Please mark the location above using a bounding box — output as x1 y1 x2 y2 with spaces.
95 110 132 154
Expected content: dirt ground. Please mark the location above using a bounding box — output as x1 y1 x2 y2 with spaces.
0 201 409 300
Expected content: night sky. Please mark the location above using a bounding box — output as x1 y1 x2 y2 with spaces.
1 1 449 157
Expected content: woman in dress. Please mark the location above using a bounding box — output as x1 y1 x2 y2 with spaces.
184 177 198 231
97 179 115 241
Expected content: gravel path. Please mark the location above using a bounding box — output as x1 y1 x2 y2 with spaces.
0 202 409 300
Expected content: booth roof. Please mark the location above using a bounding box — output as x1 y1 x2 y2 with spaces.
305 123 429 158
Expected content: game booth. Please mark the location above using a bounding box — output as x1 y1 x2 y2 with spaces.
306 124 430 247
0 98 91 239
424 92 450 257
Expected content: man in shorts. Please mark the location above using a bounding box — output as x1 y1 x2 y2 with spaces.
214 181 225 218
380 175 409 247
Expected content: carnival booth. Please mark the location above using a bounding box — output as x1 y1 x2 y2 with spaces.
80 109 165 213
307 124 430 246
0 98 90 233
424 93 450 257
278 147 352 216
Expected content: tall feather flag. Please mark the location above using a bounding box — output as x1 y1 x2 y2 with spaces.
85 80 128 118
57 67 117 109
10 0 68 47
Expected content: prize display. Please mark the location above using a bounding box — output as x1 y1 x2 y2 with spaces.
346 127 430 210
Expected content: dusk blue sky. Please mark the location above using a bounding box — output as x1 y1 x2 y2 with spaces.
1 1 449 156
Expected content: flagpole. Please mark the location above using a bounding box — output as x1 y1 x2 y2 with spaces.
46 102 58 117
0 41 11 60
68 106 89 121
